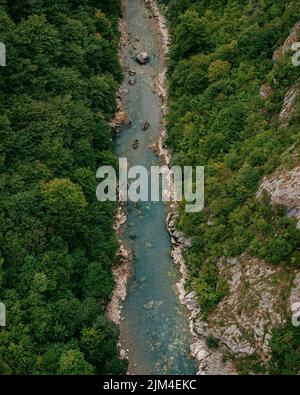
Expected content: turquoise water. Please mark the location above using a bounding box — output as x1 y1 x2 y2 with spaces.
116 0 197 375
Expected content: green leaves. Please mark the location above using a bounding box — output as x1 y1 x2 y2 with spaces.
0 0 123 375
83 261 114 304
163 0 300 336
269 323 300 375
41 178 87 216
15 15 61 63
171 10 212 63
58 349 95 375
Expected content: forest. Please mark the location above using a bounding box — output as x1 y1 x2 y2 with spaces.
1 0 300 376
0 0 127 374
159 0 300 374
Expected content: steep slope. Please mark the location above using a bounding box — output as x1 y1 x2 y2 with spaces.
160 0 300 374
0 0 126 375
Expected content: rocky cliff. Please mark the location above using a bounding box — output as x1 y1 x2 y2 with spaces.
197 21 300 373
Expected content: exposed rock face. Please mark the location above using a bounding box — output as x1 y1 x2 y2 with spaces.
180 288 236 375
110 12 133 133
184 20 300 373
147 0 234 374
148 141 159 155
166 210 236 374
191 340 236 375
270 21 300 128
107 206 132 325
167 212 191 249
200 156 300 370
113 206 127 229
273 21 300 62
257 166 300 228
145 0 170 54
279 84 299 128
290 273 300 321
110 92 130 132
205 255 288 359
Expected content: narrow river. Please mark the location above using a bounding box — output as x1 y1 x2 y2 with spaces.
115 0 197 375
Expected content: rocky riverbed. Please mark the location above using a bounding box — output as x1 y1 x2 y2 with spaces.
110 0 197 375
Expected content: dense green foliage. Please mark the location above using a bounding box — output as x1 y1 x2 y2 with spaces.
0 0 127 374
268 322 300 374
160 0 300 373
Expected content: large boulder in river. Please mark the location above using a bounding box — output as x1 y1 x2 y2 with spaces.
136 52 150 65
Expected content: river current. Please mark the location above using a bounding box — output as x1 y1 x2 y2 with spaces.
115 0 197 375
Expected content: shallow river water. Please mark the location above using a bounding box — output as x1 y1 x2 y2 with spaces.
116 0 197 375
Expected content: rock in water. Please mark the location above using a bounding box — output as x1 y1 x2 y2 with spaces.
136 52 150 65
132 139 139 150
143 121 150 130
129 232 137 240
129 76 136 85
143 301 155 310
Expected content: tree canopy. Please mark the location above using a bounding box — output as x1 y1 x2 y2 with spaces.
0 0 127 375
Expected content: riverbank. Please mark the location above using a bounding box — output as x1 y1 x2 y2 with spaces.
106 205 132 327
107 0 217 375
107 0 230 375
148 0 236 375
110 0 197 374
106 0 133 348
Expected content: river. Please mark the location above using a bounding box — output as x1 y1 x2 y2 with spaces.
115 0 197 375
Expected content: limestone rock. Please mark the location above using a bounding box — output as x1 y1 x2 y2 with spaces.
206 254 287 357
279 84 299 128
257 166 300 227
110 96 130 132
273 21 300 62
290 273 300 314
